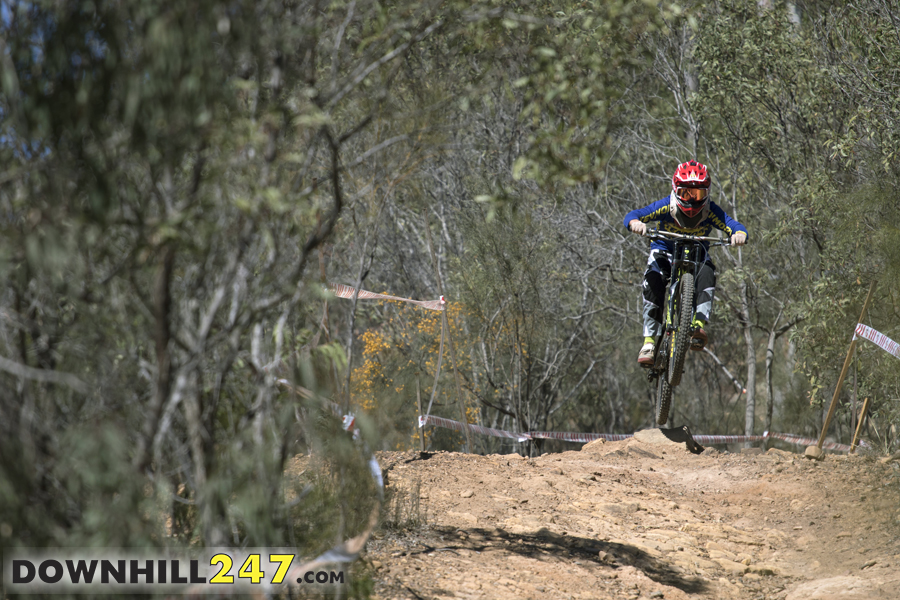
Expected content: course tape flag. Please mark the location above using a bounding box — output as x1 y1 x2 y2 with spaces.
529 430 633 442
329 283 445 311
854 323 900 360
420 415 530 442
694 432 859 452
418 415 634 444
418 416 861 452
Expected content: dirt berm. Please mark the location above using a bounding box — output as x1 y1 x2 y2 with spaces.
364 431 900 600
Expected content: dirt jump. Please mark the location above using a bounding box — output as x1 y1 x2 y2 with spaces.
364 431 900 600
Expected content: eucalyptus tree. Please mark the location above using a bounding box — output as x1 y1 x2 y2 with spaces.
688 0 900 443
675 0 828 436
789 0 900 445
0 0 489 563
319 0 688 451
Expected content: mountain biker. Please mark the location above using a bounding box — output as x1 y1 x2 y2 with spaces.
624 160 748 367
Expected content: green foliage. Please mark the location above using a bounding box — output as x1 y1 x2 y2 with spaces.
1 0 450 583
692 0 900 442
508 1 684 187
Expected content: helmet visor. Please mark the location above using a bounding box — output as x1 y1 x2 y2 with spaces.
676 187 709 202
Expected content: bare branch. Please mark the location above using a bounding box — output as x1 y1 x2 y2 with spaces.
0 354 89 394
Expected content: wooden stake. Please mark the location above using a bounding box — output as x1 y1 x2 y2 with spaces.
416 373 425 452
850 397 870 454
851 356 858 440
812 280 877 453
422 208 472 453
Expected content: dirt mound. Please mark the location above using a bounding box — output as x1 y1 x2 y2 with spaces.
365 431 900 599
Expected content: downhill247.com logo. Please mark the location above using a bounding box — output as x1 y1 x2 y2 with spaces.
6 549 345 594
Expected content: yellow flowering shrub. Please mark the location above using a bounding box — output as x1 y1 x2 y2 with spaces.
350 300 478 450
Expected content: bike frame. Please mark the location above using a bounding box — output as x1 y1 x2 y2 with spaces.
645 227 728 380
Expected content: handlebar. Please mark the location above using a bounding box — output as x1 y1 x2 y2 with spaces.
644 226 730 246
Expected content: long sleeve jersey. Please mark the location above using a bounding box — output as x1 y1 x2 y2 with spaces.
623 196 748 254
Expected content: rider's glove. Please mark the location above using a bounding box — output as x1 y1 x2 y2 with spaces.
629 219 647 236
730 231 747 247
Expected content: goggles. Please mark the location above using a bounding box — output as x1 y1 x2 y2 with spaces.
676 187 709 203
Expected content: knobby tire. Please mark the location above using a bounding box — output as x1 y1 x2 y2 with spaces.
668 272 694 388
656 364 672 426
655 336 672 426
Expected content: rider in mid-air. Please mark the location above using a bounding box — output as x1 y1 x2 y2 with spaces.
624 160 748 367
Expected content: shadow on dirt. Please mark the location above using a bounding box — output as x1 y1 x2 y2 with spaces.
415 526 709 595
660 425 705 455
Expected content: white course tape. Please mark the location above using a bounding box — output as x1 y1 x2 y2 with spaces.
528 430 633 442
420 414 530 442
418 415 631 444
855 323 900 360
329 283 446 311
418 416 865 452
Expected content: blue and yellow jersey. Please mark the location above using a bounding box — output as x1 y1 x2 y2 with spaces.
623 196 748 254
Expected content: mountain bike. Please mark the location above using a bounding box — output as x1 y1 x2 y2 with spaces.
644 227 730 426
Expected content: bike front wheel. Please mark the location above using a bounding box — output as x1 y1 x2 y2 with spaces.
656 366 672 426
655 334 672 425
668 272 694 388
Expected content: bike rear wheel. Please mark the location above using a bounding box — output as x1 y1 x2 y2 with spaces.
668 272 694 388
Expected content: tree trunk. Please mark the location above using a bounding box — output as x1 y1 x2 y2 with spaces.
423 208 472 453
741 279 757 436
185 372 225 546
765 326 776 434
134 244 176 473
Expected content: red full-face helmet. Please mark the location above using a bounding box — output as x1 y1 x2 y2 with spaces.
672 160 711 218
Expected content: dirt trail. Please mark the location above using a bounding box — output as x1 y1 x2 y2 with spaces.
364 432 900 600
